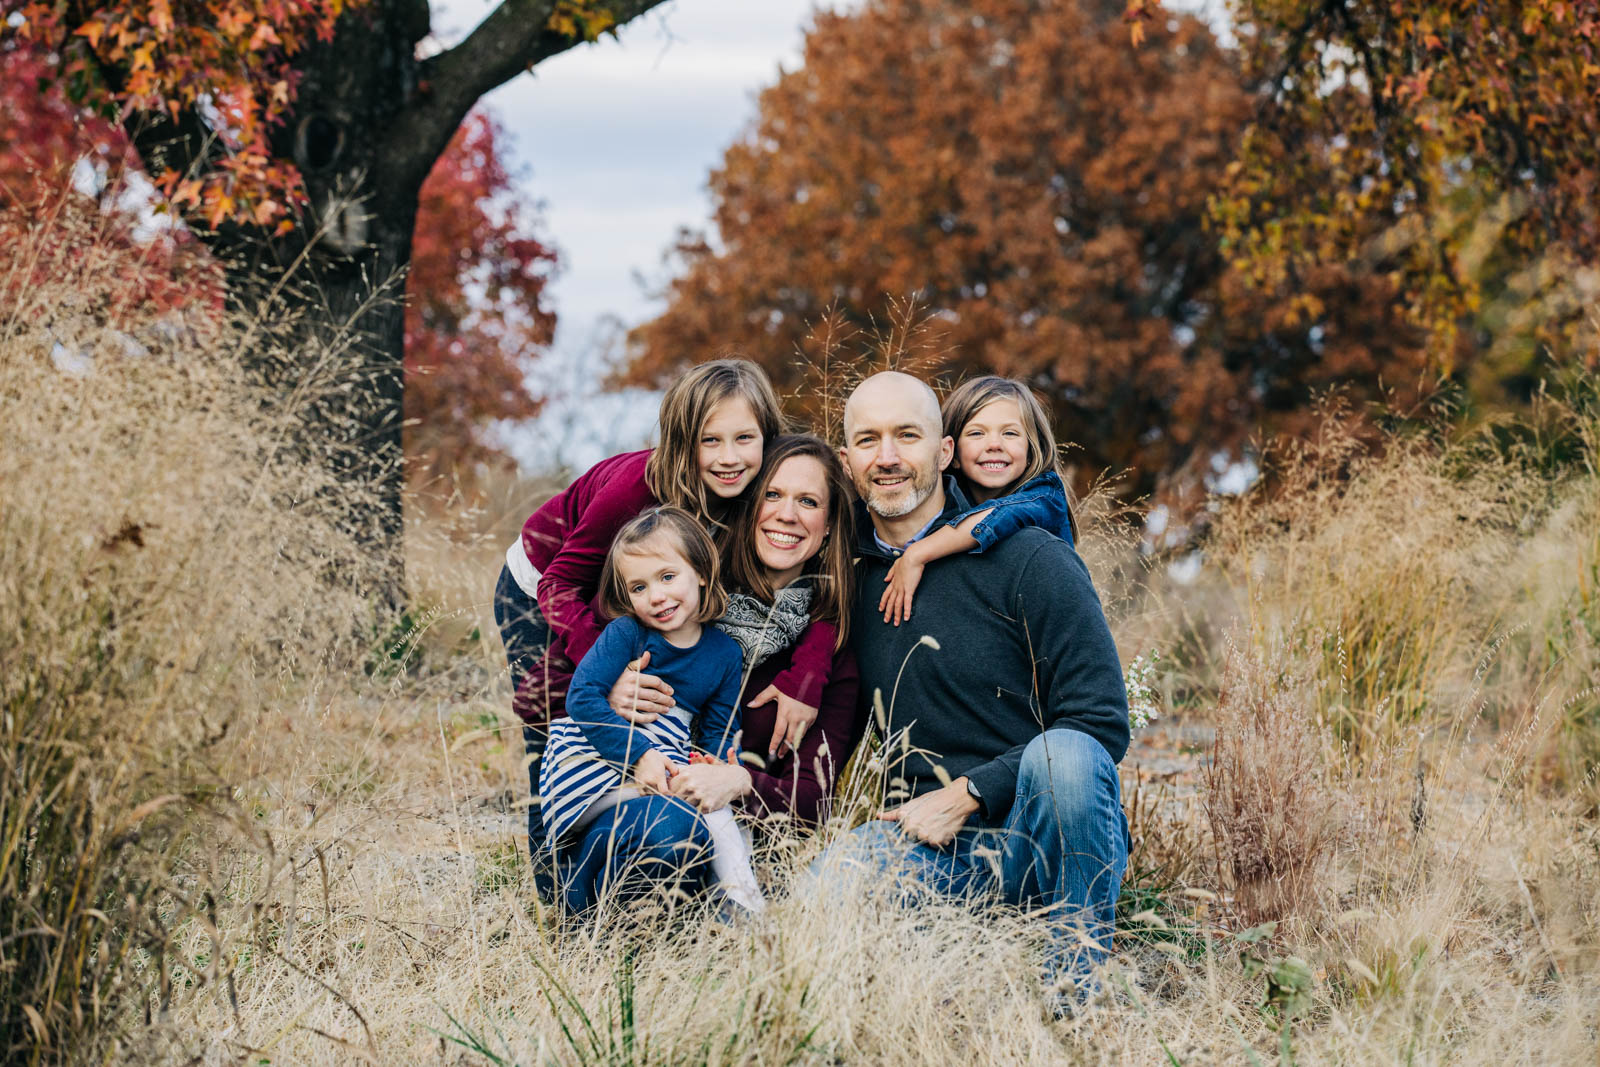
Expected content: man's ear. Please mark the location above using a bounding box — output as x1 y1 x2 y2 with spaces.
938 434 955 472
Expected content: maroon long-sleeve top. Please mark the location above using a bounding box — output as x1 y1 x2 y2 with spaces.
734 636 861 827
514 448 838 724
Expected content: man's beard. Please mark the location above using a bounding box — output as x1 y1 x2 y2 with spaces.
860 462 939 519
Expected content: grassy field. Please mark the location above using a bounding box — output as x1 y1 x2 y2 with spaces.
5 205 1598 1065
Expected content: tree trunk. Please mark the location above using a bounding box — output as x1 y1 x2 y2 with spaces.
208 0 438 602
125 0 670 604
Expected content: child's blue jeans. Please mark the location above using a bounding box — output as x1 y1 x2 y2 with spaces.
557 794 713 913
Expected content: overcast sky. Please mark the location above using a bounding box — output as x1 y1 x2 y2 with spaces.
430 0 844 472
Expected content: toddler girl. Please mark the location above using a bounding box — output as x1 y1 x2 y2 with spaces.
539 507 764 913
879 375 1079 625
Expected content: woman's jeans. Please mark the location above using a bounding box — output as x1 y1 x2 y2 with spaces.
493 563 552 871
810 729 1129 987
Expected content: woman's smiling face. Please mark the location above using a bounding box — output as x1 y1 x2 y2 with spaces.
752 455 830 589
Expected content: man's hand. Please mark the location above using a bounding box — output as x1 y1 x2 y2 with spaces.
608 651 675 724
669 747 753 812
878 777 979 847
878 552 926 626
631 748 673 795
746 685 818 759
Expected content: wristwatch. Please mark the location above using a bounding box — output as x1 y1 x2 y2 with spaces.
964 776 984 815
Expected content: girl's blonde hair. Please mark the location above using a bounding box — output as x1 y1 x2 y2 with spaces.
940 375 1079 542
598 507 729 623
722 434 856 650
645 358 785 524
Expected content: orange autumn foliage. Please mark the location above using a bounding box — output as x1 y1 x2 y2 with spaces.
1 42 554 488
1214 0 1600 388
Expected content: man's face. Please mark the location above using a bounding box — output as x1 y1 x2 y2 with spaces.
841 378 953 520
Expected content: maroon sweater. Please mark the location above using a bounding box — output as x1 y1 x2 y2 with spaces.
514 448 837 724
736 639 860 827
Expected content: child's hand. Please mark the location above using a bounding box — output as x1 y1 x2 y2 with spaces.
746 686 818 760
631 749 672 795
878 554 925 626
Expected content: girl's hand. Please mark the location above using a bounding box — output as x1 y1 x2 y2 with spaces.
878 555 925 626
669 747 752 812
608 651 675 723
631 749 673 795
747 686 818 760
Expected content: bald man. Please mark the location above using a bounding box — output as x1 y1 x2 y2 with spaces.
822 371 1131 1004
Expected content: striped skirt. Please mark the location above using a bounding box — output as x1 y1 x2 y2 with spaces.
538 711 695 848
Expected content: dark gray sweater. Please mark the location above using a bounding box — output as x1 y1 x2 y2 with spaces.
851 478 1129 821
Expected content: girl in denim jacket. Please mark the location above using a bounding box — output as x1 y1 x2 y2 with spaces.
879 376 1079 625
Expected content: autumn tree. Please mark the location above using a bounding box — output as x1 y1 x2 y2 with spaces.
406 110 556 495
1210 0 1600 401
0 42 223 314
5 0 668 588
2 42 555 497
624 0 1434 506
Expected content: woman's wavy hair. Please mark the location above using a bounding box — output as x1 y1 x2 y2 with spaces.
598 507 729 624
723 434 855 650
940 375 1078 543
645 357 785 527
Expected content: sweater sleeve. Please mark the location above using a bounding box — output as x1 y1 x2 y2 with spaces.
959 473 1073 551
566 619 658 768
743 648 859 826
962 539 1128 820
693 638 744 758
534 479 651 664
770 618 837 708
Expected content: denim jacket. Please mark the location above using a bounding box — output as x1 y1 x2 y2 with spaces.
952 471 1074 550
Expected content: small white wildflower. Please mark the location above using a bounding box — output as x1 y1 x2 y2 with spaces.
918 635 941 650
1124 650 1163 730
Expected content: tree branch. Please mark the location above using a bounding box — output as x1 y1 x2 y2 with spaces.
382 0 670 191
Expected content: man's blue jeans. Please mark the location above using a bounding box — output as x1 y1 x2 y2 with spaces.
813 729 1128 984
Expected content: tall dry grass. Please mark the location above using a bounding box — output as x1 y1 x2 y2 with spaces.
141 380 1599 1065
0 195 383 1062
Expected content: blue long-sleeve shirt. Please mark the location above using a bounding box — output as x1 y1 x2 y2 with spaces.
952 471 1074 550
565 616 743 763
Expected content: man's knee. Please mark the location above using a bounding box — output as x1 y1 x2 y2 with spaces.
806 820 905 895
1017 730 1117 825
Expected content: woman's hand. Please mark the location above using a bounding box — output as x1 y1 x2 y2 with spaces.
669 747 752 812
631 749 674 795
608 651 676 724
747 685 818 759
878 552 926 626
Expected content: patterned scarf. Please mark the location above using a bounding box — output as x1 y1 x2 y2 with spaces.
714 584 813 669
